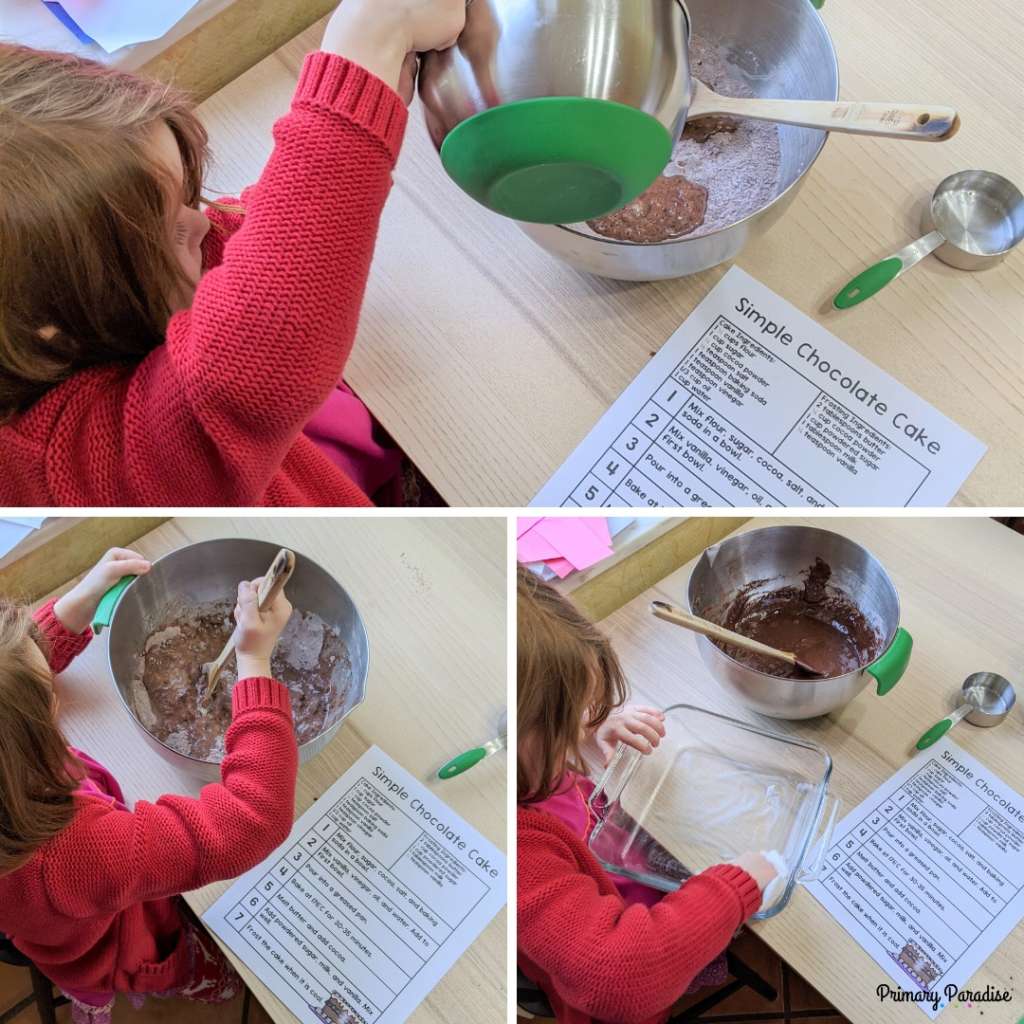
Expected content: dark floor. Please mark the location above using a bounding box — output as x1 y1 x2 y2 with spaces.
666 929 853 1023
0 963 273 1024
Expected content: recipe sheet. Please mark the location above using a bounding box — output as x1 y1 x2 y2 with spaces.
203 747 506 1024
805 737 1024 1018
532 268 985 508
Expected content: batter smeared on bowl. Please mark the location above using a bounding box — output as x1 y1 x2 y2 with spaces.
131 601 351 761
714 558 883 679
585 35 782 243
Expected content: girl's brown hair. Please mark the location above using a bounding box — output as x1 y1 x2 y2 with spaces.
0 600 82 876
517 567 627 804
0 44 209 419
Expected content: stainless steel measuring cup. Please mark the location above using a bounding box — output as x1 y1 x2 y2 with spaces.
915 672 1016 750
834 170 1024 308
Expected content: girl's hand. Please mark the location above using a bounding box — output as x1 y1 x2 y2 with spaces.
53 548 152 635
591 705 666 765
234 578 293 681
321 0 466 95
730 852 780 894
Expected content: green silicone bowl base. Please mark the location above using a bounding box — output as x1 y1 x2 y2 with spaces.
440 96 672 224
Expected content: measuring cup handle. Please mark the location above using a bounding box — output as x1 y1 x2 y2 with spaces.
91 575 136 635
915 718 954 751
437 748 487 779
833 258 904 309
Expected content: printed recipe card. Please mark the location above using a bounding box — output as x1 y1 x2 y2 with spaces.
805 738 1024 1018
533 267 986 508
203 746 506 1024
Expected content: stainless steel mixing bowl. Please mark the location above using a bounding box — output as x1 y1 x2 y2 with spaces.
419 0 692 169
686 526 912 719
420 0 692 148
519 0 840 279
103 538 369 781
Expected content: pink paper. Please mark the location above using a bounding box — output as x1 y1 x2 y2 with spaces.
517 517 543 537
534 518 613 572
546 557 576 579
582 517 612 547
517 530 560 564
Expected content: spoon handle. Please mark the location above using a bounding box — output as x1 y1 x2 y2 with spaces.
205 549 296 701
689 89 959 142
915 702 973 750
833 231 945 309
650 601 798 668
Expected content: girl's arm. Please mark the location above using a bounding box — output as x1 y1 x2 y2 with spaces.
33 548 152 671
32 599 92 674
45 677 299 913
518 821 762 1023
122 52 408 503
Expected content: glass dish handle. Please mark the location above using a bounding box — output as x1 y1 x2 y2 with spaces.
797 794 841 883
589 742 641 818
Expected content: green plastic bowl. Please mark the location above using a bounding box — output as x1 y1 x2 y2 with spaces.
440 96 673 224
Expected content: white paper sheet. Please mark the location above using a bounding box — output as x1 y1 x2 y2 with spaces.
2 516 46 528
532 268 986 508
203 746 506 1024
805 738 1024 1018
0 520 35 559
55 0 200 52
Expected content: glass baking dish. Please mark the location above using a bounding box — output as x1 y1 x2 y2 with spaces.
588 703 839 919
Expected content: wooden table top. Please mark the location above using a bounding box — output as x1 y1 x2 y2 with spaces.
597 516 1024 1024
40 516 507 1024
2 0 332 102
194 0 1023 508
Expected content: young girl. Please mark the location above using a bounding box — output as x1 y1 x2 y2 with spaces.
517 568 778 1024
0 0 464 507
0 549 299 1023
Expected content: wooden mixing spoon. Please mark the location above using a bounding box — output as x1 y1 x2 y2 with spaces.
688 81 960 142
201 548 296 707
650 600 830 678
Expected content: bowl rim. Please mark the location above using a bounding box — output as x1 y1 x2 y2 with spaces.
685 524 901 683
543 8 841 247
104 536 369 769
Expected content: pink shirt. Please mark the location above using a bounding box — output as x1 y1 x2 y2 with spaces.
534 772 662 908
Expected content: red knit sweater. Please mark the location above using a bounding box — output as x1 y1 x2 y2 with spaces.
0 52 406 507
0 601 299 995
518 806 763 1024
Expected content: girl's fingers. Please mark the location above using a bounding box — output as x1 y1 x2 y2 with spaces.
110 559 151 578
615 724 654 753
631 705 665 719
108 547 147 561
625 720 662 748
633 710 667 736
621 733 654 754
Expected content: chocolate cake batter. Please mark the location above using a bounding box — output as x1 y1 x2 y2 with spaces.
131 601 351 761
582 34 781 244
587 174 709 243
714 559 882 679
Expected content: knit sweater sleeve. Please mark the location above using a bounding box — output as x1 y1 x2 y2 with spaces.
32 598 92 673
518 818 762 1023
45 678 298 915
89 53 405 505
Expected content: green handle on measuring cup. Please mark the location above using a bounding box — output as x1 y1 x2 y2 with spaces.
438 748 487 780
916 718 954 751
90 575 136 634
833 257 903 309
